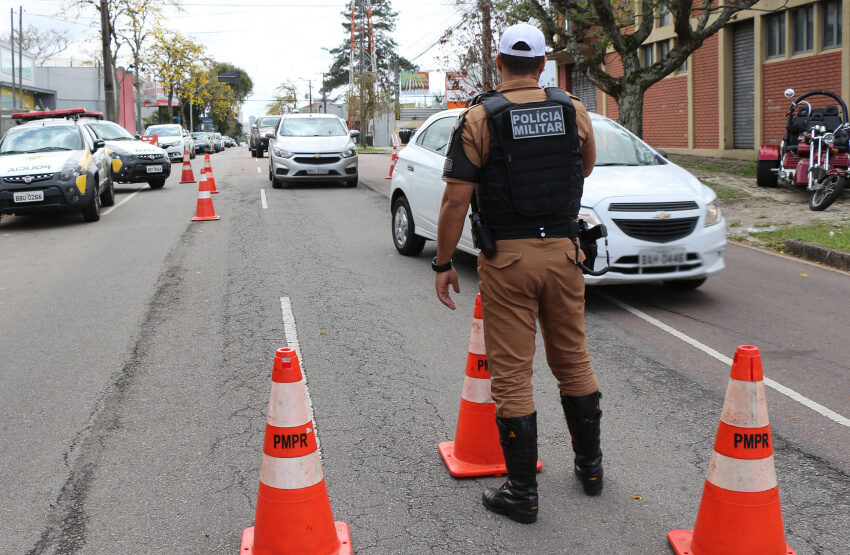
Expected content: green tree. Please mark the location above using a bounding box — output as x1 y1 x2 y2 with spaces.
211 61 253 103
144 26 207 122
520 0 760 137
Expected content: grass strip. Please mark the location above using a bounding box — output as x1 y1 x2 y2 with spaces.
699 179 751 200
752 221 850 253
678 159 758 177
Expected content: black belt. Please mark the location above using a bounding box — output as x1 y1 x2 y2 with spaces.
491 220 580 240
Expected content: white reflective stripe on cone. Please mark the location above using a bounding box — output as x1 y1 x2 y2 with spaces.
267 380 312 428
721 379 770 428
260 451 324 490
468 318 485 355
198 191 211 199
706 451 778 493
461 375 493 404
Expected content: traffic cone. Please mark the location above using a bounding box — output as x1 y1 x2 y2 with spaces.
438 293 542 478
668 345 796 555
241 348 352 555
385 134 399 180
201 153 219 194
179 149 196 183
191 175 219 221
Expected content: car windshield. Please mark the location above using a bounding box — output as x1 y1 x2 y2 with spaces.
0 125 83 154
89 121 135 141
258 117 280 128
280 118 346 137
192 133 208 140
146 126 180 137
592 119 660 166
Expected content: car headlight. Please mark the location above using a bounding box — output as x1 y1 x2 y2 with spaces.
59 167 83 182
341 148 356 158
577 207 603 227
274 146 293 158
704 200 721 226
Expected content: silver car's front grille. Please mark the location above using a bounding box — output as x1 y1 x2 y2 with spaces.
293 155 341 165
608 201 699 212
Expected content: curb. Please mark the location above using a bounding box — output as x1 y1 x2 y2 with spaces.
784 239 850 271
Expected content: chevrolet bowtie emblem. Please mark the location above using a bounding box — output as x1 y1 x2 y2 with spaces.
314 154 321 158
655 212 671 219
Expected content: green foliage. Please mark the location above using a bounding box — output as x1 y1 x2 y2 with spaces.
267 80 299 115
754 222 850 253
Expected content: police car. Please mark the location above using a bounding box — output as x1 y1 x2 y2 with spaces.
0 108 114 222
82 112 171 189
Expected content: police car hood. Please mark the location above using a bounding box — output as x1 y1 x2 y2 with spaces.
582 162 712 207
105 140 166 156
0 151 83 176
275 135 353 153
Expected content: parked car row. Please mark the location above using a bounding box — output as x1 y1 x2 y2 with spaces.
388 109 727 289
0 108 172 223
145 125 237 159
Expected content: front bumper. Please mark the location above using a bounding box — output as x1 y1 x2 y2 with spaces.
0 177 94 215
583 216 727 285
113 157 172 183
270 151 358 181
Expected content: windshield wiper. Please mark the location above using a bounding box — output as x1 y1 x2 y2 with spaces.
595 162 640 166
25 147 74 152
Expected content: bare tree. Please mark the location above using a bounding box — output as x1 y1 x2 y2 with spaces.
521 0 761 137
0 25 72 65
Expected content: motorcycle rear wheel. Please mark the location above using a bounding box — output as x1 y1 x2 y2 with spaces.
809 174 846 211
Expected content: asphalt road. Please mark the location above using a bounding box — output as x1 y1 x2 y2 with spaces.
0 148 847 554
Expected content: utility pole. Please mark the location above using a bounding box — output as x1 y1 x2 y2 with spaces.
307 79 312 112
18 5 22 108
348 0 356 129
10 9 16 109
393 56 400 120
100 0 117 121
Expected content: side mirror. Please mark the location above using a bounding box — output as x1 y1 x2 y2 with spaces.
134 133 141 139
784 88 795 99
92 139 105 151
349 130 360 138
655 148 668 158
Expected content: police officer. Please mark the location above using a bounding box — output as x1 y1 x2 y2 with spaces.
434 22 602 524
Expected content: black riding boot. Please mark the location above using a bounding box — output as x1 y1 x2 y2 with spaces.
482 412 539 524
560 391 603 495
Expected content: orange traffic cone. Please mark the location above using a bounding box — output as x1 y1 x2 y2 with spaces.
668 345 796 555
201 153 219 194
385 134 399 180
179 149 196 183
438 293 542 478
191 175 219 221
241 348 352 555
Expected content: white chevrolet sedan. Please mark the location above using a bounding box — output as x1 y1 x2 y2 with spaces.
389 109 726 289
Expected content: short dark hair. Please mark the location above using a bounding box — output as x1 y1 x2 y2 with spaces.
499 53 545 75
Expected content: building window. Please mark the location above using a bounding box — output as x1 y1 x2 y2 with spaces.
658 39 670 60
658 7 671 27
642 45 654 68
766 12 786 58
679 56 688 73
822 0 842 49
792 5 814 53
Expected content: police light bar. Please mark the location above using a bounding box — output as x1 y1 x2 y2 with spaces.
11 108 87 122
83 111 104 119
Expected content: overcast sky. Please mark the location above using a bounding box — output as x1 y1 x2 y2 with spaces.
0 0 466 119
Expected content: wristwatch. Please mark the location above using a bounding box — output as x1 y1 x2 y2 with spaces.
432 257 453 272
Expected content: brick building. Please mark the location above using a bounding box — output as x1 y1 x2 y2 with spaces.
552 0 848 160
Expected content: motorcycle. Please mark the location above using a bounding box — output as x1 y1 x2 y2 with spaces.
757 88 850 211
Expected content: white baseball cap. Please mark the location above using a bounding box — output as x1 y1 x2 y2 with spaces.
498 23 546 58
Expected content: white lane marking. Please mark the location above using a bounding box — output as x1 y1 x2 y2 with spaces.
257 167 261 174
597 291 850 428
101 188 142 216
280 296 322 456
260 188 268 209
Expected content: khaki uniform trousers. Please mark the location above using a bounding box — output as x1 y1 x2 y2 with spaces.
477 237 597 418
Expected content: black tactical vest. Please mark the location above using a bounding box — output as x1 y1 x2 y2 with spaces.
476 87 584 235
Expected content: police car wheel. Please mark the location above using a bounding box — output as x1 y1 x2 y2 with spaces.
100 176 115 207
662 278 706 290
392 196 426 256
82 186 101 223
148 178 166 189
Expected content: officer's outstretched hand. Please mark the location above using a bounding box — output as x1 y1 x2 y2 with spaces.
436 267 460 310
